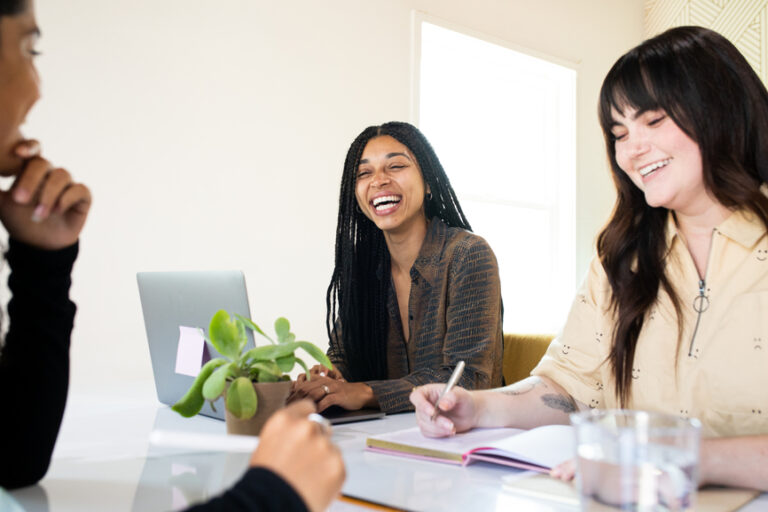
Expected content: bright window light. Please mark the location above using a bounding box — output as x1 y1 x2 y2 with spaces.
418 21 576 334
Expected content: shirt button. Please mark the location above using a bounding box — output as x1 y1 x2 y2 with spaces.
409 314 414 321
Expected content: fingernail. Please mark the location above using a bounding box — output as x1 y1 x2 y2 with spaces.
550 468 561 477
32 204 45 222
14 188 29 203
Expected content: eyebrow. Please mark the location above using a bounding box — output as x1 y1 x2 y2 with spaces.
359 152 412 165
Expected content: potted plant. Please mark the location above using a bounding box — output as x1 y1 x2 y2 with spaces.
172 309 332 435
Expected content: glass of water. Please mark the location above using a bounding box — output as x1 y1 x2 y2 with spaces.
571 409 701 511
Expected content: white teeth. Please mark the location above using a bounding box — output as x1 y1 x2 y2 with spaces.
639 158 672 177
372 195 401 207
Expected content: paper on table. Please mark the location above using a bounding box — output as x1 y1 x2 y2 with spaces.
502 473 761 512
175 326 207 377
149 430 259 453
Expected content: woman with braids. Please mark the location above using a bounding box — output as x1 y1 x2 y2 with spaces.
291 121 503 413
411 26 768 490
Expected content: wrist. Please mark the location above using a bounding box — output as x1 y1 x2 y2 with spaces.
697 438 714 487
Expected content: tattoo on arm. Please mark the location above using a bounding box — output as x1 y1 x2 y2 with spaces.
496 377 548 397
541 393 578 413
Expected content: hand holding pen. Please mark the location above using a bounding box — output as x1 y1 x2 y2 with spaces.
430 361 465 421
409 361 479 438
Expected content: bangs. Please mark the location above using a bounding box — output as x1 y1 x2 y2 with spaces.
599 57 662 134
598 41 698 143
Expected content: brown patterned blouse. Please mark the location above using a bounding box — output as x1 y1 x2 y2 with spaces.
328 218 503 413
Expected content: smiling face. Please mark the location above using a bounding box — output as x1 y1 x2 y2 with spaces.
610 106 716 215
0 1 40 175
355 135 428 235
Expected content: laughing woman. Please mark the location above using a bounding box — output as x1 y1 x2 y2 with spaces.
291 121 503 413
410 27 768 491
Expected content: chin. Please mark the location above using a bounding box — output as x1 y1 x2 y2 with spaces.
0 155 22 176
642 192 672 209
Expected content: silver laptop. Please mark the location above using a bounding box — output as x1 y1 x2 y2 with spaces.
137 270 385 425
137 270 255 420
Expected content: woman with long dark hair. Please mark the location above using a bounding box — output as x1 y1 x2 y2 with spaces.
292 121 503 413
410 27 768 490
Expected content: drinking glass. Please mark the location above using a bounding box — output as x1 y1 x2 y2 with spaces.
571 409 701 511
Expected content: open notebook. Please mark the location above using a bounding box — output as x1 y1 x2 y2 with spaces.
366 424 574 472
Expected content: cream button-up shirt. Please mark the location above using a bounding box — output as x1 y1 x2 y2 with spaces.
533 208 768 437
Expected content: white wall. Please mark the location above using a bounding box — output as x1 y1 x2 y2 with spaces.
29 0 643 395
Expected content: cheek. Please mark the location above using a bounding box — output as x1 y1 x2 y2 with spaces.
354 182 370 215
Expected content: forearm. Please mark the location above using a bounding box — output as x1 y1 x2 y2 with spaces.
368 364 488 413
0 239 78 488
700 436 768 490
474 376 587 430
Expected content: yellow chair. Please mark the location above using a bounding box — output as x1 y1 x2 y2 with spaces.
502 333 555 385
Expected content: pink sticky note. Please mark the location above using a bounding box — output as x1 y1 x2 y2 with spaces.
175 326 206 377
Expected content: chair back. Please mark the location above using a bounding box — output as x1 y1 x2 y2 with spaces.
502 333 555 385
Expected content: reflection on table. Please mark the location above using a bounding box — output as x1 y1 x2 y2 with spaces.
8 387 768 512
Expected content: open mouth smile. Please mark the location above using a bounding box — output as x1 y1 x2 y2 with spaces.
638 158 672 178
370 194 402 215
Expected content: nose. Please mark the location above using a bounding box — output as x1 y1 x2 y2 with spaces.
625 131 650 159
370 168 390 188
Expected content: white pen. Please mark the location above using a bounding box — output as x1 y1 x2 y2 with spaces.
430 360 465 421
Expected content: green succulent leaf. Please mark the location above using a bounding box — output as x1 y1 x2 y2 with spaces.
236 314 275 344
275 317 290 342
242 343 297 363
226 377 258 419
282 332 296 344
251 361 282 382
295 356 310 379
257 372 279 383
202 362 236 401
171 358 227 417
236 320 248 354
208 310 241 360
276 354 296 373
296 341 332 370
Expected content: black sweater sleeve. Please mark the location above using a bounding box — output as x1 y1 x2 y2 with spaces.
0 238 78 489
184 467 309 512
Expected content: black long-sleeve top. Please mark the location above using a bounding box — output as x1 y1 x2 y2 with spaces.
0 238 78 489
184 467 309 512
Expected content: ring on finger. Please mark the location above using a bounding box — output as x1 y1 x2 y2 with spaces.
322 384 330 395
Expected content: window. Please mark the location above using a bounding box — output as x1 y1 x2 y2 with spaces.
417 20 576 333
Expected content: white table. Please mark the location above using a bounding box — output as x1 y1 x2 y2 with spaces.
6 387 768 511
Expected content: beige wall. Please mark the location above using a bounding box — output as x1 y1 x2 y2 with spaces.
645 0 768 83
30 0 643 393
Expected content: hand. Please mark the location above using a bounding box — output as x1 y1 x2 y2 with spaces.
250 400 345 512
289 376 375 412
295 364 346 386
0 140 91 250
550 458 576 480
410 384 478 437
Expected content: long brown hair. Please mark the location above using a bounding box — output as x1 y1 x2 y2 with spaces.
597 26 768 405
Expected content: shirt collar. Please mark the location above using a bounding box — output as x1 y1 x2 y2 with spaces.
410 218 448 286
666 200 767 251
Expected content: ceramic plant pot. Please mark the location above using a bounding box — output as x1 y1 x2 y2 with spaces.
224 380 292 436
